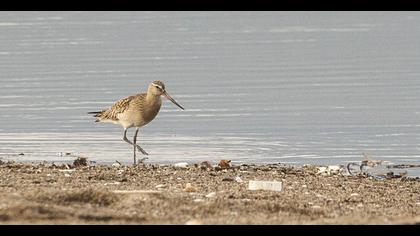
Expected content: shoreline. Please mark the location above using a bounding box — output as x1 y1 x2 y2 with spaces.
0 160 419 224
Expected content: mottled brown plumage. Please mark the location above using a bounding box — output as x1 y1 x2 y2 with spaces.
88 80 184 164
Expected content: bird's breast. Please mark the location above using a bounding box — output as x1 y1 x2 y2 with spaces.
141 99 162 124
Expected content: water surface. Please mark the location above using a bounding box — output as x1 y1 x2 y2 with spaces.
0 12 419 175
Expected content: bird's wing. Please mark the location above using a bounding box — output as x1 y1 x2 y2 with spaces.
97 95 136 121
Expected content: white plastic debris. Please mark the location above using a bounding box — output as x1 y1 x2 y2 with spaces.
155 184 166 189
174 162 189 169
248 180 282 192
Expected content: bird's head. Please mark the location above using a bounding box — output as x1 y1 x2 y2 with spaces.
148 80 184 110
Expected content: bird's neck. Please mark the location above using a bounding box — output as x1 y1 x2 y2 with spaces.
145 92 162 105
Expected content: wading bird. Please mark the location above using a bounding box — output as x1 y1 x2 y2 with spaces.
88 81 184 164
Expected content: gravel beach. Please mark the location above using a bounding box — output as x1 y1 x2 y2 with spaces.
0 159 419 225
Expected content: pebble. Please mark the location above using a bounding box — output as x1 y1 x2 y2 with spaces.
174 162 189 169
312 205 321 209
350 193 360 197
193 199 204 203
112 163 121 168
183 183 196 192
155 184 166 189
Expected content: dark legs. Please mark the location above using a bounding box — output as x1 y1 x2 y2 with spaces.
122 128 149 165
133 128 138 165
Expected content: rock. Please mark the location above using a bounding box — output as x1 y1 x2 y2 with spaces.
200 161 213 169
155 184 166 189
174 162 189 169
193 199 204 203
205 192 216 198
248 180 282 192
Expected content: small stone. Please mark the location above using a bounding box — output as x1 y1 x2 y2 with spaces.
112 162 121 168
302 185 307 188
155 184 166 189
350 193 359 197
193 199 204 203
312 205 321 209
200 161 213 169
174 162 189 169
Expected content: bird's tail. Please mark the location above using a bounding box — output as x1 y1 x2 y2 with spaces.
88 111 103 122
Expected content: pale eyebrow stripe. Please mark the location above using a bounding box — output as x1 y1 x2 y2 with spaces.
151 83 163 89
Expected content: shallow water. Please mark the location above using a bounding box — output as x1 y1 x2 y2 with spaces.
0 12 419 175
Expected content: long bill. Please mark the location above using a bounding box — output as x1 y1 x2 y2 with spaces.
163 91 185 110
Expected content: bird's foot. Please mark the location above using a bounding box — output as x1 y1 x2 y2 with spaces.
136 145 149 155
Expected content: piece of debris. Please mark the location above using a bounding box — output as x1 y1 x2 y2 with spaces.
174 162 189 169
316 165 344 176
73 157 88 167
222 177 234 182
18 153 24 156
218 160 231 169
235 176 243 183
248 180 282 192
183 183 197 192
205 192 216 198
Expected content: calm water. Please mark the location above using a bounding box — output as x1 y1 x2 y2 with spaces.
0 12 419 175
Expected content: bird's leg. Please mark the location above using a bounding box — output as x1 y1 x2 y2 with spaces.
133 128 149 164
123 129 149 155
133 128 138 165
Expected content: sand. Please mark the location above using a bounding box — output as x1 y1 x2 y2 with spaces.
0 159 419 225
